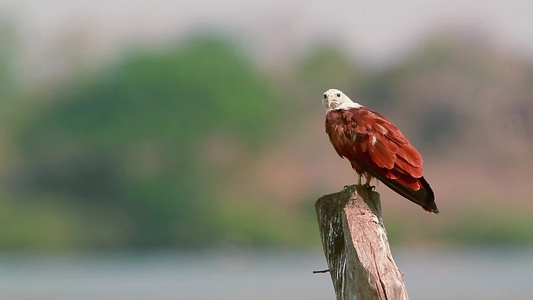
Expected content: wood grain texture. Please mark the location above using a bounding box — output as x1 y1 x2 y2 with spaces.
316 184 408 300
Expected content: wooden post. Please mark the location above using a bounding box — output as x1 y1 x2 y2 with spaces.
315 184 408 300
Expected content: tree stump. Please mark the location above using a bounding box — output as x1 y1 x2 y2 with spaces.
315 184 408 300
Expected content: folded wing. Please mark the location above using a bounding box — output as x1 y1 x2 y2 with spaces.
325 107 438 213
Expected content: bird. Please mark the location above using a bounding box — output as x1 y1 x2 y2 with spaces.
323 88 438 213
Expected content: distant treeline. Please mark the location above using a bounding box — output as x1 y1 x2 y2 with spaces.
0 28 532 251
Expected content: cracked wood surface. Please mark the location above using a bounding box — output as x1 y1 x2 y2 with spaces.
316 184 408 300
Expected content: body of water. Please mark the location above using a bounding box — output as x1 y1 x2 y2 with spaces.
0 247 531 300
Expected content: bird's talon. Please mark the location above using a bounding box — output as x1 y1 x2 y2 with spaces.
363 183 376 190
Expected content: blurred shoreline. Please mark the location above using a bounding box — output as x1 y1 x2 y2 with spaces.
0 246 532 300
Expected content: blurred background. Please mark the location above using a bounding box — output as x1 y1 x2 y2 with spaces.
0 0 532 299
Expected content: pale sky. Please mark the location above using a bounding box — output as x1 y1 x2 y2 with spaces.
2 0 533 78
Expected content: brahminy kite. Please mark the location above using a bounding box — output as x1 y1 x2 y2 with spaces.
323 89 438 213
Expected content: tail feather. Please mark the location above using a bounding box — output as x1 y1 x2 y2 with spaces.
365 168 439 214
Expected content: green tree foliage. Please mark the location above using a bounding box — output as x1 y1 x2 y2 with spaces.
359 33 481 148
295 45 367 108
0 21 17 101
9 36 282 248
2 30 533 250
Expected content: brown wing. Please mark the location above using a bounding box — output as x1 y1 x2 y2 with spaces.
325 107 438 213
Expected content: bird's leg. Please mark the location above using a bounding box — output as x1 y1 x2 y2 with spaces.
363 174 376 190
357 174 362 186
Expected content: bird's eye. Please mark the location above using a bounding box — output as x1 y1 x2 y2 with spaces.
336 93 341 97
323 94 327 99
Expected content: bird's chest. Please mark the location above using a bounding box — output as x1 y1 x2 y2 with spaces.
330 125 365 154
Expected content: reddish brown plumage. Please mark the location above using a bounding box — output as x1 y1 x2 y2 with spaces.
325 107 438 213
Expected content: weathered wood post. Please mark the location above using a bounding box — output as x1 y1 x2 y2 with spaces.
315 184 408 300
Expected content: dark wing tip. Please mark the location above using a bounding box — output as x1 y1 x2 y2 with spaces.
365 168 439 214
424 204 439 214
420 177 439 214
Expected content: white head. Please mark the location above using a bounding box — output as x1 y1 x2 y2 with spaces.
322 89 361 113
